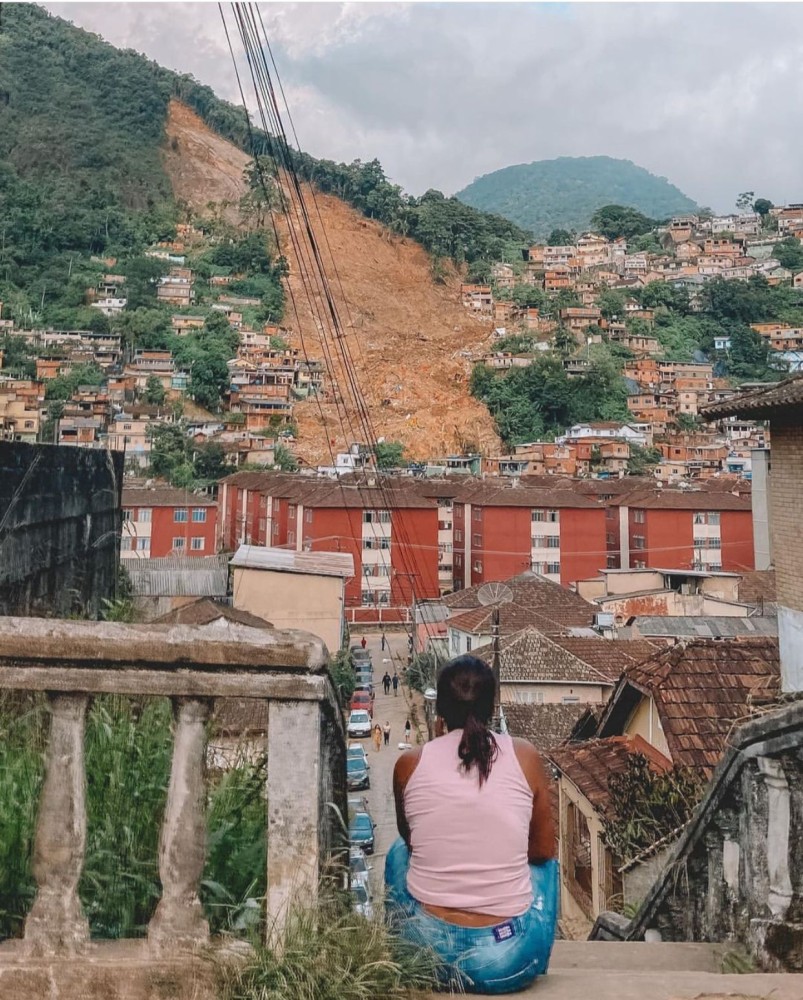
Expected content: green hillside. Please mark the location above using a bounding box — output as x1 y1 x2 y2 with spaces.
456 156 699 238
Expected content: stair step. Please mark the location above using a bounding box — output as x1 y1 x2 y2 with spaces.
527 970 803 1000
551 940 727 972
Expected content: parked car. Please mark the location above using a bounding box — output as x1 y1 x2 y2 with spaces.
348 743 370 767
354 680 375 697
347 754 370 791
349 847 372 890
350 881 373 920
349 810 376 854
354 665 374 683
347 710 372 738
350 691 373 717
352 649 372 665
348 794 370 816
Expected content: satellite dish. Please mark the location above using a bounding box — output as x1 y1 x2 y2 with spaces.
477 582 514 606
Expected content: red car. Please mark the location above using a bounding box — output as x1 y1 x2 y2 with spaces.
350 691 373 718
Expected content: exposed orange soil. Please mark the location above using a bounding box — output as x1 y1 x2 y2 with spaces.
163 100 500 463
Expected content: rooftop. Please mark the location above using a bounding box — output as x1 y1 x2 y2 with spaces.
122 487 217 508
702 373 803 419
633 615 778 639
503 701 595 754
231 544 355 579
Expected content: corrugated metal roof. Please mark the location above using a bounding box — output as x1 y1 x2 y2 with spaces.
127 555 229 597
230 544 354 579
415 601 449 625
634 616 777 638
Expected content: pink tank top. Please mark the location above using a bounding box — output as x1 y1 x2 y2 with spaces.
404 729 534 916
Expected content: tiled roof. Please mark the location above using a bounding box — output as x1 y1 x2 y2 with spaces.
622 637 780 774
444 572 596 631
472 627 616 684
609 489 751 511
153 598 273 629
503 702 593 754
702 374 803 418
123 487 217 508
448 596 595 638
737 569 777 605
550 736 671 815
550 638 658 682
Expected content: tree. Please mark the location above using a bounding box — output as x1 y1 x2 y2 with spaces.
143 375 166 406
753 197 773 217
547 228 574 246
274 443 298 472
590 204 655 241
374 440 406 469
148 422 189 480
735 191 755 212
627 444 661 475
772 237 803 273
193 441 229 481
598 288 626 321
44 363 105 401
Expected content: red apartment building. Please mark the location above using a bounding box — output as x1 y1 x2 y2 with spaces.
218 473 439 622
604 488 754 573
121 487 217 559
450 485 607 590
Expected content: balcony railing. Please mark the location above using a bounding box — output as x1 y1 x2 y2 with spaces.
0 617 346 958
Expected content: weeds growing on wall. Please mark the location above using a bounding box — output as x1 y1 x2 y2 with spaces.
221 893 447 1000
0 694 266 940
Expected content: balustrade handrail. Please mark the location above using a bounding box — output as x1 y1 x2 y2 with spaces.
0 616 347 957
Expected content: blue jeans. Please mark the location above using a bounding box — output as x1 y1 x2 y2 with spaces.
384 838 558 995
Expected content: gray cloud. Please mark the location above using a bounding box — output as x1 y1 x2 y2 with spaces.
44 3 803 212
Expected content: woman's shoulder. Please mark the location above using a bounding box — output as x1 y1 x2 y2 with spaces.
393 746 423 789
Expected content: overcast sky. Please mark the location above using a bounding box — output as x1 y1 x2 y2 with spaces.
45 2 803 212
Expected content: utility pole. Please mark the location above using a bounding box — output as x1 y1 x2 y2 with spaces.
491 606 501 730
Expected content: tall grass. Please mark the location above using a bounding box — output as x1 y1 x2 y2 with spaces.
221 895 448 1000
0 694 266 941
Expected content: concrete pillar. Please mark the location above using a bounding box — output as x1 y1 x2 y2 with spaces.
751 448 771 571
618 505 630 568
266 700 321 942
464 503 472 589
24 693 90 954
149 698 211 948
757 756 793 919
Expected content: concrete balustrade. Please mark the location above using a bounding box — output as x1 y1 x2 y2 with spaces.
0 616 347 994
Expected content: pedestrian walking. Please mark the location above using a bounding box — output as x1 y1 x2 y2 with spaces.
404 718 412 743
383 721 391 746
361 636 367 649
392 672 399 696
373 724 382 752
381 632 387 651
382 671 392 695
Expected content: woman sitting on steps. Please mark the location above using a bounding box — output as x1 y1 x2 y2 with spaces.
386 655 558 995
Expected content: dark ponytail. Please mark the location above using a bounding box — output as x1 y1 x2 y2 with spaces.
437 655 498 786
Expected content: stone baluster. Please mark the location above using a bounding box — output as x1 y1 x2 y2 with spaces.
24 693 90 954
266 700 321 944
757 756 793 920
148 697 211 948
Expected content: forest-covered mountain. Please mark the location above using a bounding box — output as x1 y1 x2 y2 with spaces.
456 156 699 237
0 3 532 332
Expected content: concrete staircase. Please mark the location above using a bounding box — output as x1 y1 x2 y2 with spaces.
427 941 803 999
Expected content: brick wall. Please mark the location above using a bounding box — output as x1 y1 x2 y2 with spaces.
769 421 803 614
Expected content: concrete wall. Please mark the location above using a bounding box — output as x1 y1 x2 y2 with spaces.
0 442 123 618
624 696 671 760
502 681 612 705
232 566 342 653
752 448 772 571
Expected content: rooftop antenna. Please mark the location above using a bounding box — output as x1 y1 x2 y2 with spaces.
477 583 513 729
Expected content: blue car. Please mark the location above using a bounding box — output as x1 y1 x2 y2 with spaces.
349 811 376 854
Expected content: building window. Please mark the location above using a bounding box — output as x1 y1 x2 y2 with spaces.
191 537 205 551
379 510 391 524
123 510 132 522
363 510 375 523
532 509 545 522
709 538 722 549
173 537 186 550
139 508 151 523
546 562 560 574
377 591 390 606
455 529 463 543
120 537 132 551
305 508 313 523
693 512 705 525
174 508 188 523
466 637 472 652
363 538 374 550
472 533 482 547
546 536 560 549
288 504 296 520
632 535 645 549
532 534 545 547
379 538 390 550
191 508 207 523
361 589 374 605
473 560 483 573
288 530 295 545
561 696 581 704
473 508 482 522
451 633 459 654
547 510 559 523
438 520 452 530
633 509 645 524
708 511 720 526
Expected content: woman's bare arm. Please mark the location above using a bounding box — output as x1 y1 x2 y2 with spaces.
392 748 422 849
513 737 557 864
